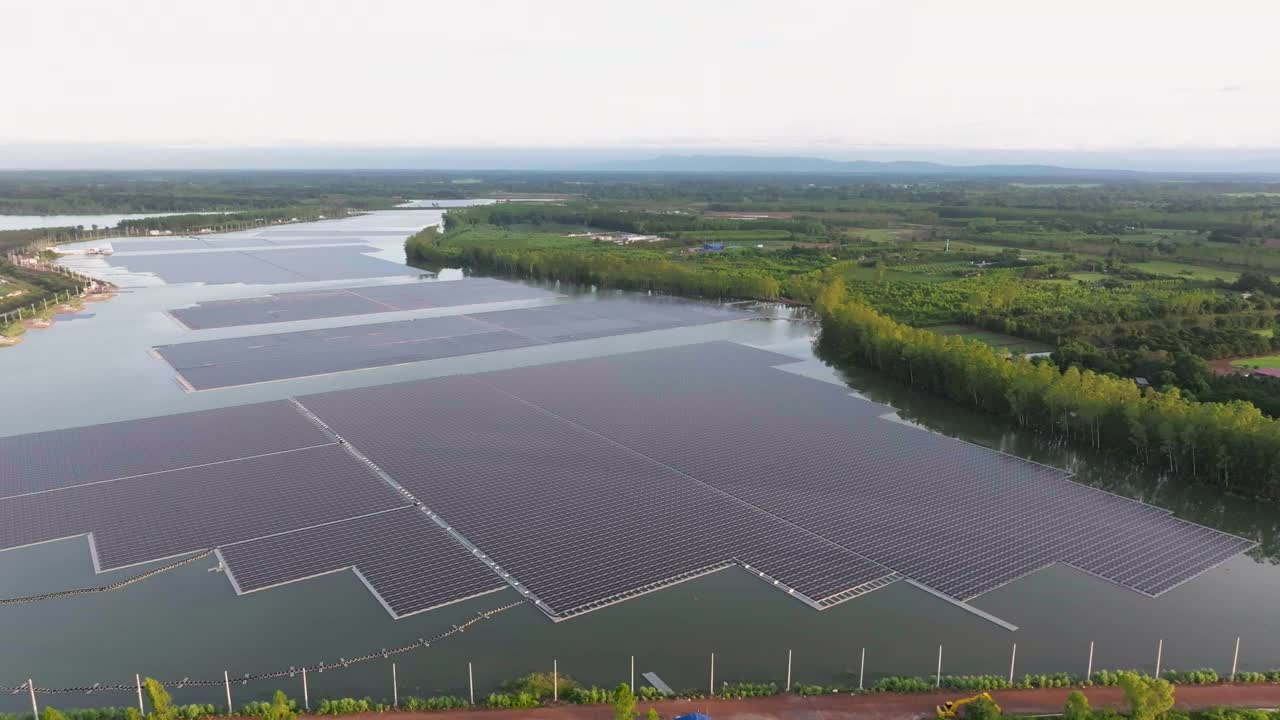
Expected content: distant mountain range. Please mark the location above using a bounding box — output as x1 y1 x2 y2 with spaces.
594 154 1146 178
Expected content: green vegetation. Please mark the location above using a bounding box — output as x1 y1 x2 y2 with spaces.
1232 355 1280 369
1131 261 1242 282
612 683 637 720
10 666 1280 720
815 286 1280 499
1118 672 1176 720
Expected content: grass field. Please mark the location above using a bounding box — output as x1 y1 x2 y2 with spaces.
1232 355 1280 370
1068 272 1109 282
844 266 950 283
441 226 595 250
1130 260 1240 282
676 229 812 242
891 260 980 275
924 323 1054 354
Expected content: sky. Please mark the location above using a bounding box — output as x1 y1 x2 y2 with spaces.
4 0 1280 167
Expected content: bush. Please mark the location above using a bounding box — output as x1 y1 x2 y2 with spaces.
484 692 540 709
872 676 935 692
720 683 778 699
563 686 613 705
502 671 577 701
1163 669 1220 685
315 698 376 716
400 696 468 711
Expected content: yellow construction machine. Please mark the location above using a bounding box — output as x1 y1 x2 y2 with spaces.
936 692 1001 719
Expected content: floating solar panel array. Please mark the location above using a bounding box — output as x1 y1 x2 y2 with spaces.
0 401 330 498
0 340 1256 623
111 236 368 253
0 402 496 616
169 278 558 329
105 245 417 285
154 299 753 390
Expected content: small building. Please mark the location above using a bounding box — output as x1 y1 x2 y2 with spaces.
702 242 724 252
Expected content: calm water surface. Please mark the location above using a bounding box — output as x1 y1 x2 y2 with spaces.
1 210 1277 709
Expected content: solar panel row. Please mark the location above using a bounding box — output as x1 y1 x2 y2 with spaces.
0 444 409 571
0 401 331 499
218 507 504 617
155 299 754 390
106 245 416 285
169 278 558 329
112 236 366 253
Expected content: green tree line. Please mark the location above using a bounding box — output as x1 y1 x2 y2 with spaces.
815 283 1280 500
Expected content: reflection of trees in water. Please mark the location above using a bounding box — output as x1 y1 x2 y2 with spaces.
818 352 1280 564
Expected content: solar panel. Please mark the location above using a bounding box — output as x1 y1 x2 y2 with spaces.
0 401 332 498
0 444 411 570
155 299 753 390
219 507 506 617
169 278 558 329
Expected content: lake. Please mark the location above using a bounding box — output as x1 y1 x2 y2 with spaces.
0 208 1276 710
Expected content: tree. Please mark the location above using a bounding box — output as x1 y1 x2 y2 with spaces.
647 708 660 720
262 691 296 720
1064 690 1092 720
40 708 67 720
144 678 176 720
612 683 637 720
1118 672 1175 720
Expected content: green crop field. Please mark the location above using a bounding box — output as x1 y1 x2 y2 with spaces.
923 323 1053 354
891 260 982 275
1130 260 1240 282
1232 355 1280 370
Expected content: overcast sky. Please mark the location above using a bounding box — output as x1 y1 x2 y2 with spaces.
4 0 1278 155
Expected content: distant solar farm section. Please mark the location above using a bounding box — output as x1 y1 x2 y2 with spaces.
105 245 417 284
169 278 559 329
154 299 753 390
0 343 1255 623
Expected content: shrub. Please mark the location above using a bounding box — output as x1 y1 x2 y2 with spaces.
1119 671 1176 720
503 671 577 701
613 683 637 720
563 686 613 705
872 676 935 692
484 692 540 709
400 696 467 711
1163 669 1220 685
1064 690 1091 720
720 682 778 699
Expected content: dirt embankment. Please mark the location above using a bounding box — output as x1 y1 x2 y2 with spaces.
317 684 1280 720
